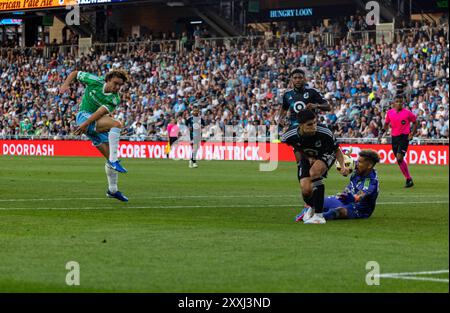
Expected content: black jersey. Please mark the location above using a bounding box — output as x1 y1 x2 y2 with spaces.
282 87 327 127
281 124 339 160
186 115 205 141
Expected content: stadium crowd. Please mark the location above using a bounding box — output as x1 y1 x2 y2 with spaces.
0 18 448 142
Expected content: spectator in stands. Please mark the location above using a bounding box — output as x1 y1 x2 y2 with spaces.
131 121 147 141
0 18 448 143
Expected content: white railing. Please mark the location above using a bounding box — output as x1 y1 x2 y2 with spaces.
0 39 181 58
2 25 447 57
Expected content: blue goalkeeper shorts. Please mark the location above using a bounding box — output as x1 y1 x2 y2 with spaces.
76 111 109 147
324 196 370 219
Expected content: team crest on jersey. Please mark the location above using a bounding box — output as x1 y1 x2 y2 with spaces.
304 92 309 99
293 101 306 113
315 141 322 148
113 97 119 105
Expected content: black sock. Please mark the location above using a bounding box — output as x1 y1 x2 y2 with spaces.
312 178 325 214
302 194 314 207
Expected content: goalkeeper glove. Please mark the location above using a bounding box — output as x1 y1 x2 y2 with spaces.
337 193 356 204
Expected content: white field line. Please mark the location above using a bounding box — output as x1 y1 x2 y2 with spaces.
0 204 305 211
0 194 448 203
379 276 448 283
376 270 449 283
376 201 448 205
379 270 449 276
0 200 448 211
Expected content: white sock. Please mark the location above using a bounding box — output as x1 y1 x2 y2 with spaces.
105 163 118 193
108 127 121 162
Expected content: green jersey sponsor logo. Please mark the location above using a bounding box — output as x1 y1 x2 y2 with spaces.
363 178 370 190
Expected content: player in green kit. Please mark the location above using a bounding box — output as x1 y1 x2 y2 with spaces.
60 70 129 202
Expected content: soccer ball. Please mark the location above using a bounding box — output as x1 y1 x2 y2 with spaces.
336 154 354 175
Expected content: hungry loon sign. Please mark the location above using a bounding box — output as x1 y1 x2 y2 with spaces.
269 8 314 19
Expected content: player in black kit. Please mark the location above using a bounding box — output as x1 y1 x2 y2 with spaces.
277 68 332 163
281 109 349 224
185 106 205 168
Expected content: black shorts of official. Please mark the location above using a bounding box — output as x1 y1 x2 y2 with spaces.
297 154 336 181
169 137 178 146
392 134 409 156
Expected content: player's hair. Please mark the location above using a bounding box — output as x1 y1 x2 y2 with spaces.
290 68 305 77
297 109 316 124
105 69 129 83
359 149 380 165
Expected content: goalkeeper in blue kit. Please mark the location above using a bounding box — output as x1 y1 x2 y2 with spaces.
296 149 380 222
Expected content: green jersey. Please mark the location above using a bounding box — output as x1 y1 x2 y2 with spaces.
77 71 120 114
20 121 33 135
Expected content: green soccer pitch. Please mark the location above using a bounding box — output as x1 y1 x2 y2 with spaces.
0 156 448 292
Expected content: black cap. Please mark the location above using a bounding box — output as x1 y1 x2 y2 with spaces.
297 109 316 124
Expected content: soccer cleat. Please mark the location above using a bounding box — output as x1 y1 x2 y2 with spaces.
405 178 414 188
295 207 313 222
192 162 198 168
107 190 129 202
108 160 127 173
303 214 326 224
189 160 193 168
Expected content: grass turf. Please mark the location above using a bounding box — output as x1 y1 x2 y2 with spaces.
0 156 448 292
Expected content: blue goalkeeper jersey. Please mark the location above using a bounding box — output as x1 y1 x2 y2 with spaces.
345 170 379 216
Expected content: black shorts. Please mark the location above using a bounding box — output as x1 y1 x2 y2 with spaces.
297 154 335 181
169 137 178 145
392 134 409 156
